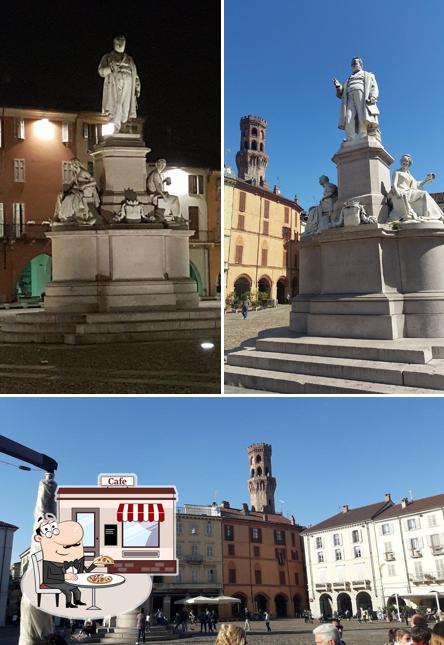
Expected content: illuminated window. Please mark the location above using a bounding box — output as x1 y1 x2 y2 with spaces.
12 203 25 238
188 174 204 195
62 122 71 143
14 159 25 182
15 118 25 140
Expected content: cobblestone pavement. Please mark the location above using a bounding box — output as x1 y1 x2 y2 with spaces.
224 305 292 354
146 620 395 644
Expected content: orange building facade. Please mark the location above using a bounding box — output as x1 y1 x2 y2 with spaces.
0 107 107 303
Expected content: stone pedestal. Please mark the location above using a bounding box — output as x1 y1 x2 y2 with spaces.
45 228 199 312
332 137 394 222
291 223 444 339
91 133 151 215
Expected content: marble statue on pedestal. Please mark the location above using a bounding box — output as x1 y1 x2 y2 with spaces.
303 176 338 235
53 159 100 225
113 189 146 223
98 35 141 133
146 159 182 223
333 57 380 141
337 199 377 226
388 154 442 222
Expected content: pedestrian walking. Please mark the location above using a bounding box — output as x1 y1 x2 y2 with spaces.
241 300 249 319
211 610 217 632
345 609 351 622
200 610 207 633
244 608 251 632
264 611 271 632
145 612 151 633
136 608 146 644
206 609 213 633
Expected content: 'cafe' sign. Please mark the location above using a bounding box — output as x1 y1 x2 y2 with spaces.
98 473 137 487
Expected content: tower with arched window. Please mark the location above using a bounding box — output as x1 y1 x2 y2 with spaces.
247 443 276 513
235 115 269 185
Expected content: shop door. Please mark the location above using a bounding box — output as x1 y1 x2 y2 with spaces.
72 508 100 559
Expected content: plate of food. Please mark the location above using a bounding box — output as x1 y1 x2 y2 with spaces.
87 573 113 585
92 555 115 566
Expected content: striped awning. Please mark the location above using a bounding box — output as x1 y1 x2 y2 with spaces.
117 503 165 522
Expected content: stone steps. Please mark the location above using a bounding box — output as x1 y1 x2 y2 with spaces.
0 307 220 345
224 336 444 393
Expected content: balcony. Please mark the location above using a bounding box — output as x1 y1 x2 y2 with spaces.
332 581 351 591
410 573 436 585
352 580 371 590
410 549 422 558
315 583 332 592
385 552 395 561
185 555 204 564
431 545 444 555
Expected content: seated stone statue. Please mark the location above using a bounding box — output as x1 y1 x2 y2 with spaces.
146 158 181 222
304 175 338 235
54 159 100 225
113 189 145 223
389 154 442 222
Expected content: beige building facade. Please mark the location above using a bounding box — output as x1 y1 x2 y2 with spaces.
224 175 303 305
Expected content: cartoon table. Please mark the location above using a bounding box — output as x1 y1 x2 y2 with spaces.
67 573 125 611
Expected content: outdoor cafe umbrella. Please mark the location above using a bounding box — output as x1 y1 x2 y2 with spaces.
184 596 241 606
214 596 242 604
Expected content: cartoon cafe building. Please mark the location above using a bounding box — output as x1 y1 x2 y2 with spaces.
56 475 177 575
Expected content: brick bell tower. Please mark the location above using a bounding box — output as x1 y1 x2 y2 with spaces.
235 115 269 185
247 443 276 513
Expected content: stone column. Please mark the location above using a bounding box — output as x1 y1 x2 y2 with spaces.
163 595 172 621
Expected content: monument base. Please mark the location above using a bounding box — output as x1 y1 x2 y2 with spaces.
291 223 444 339
45 227 199 312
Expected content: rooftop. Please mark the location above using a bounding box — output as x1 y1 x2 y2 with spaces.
0 520 18 531
301 498 393 534
376 493 444 520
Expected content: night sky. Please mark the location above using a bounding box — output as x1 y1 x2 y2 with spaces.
0 0 221 167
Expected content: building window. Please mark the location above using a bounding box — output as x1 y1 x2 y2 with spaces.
234 245 243 265
207 544 213 558
238 214 245 230
191 569 198 583
275 549 285 565
261 249 268 266
352 530 360 543
294 572 299 585
315 537 323 549
381 523 392 535
189 174 204 195
253 545 260 557
177 522 182 535
228 543 235 556
191 544 198 557
87 123 98 149
250 527 262 543
0 204 4 238
275 531 286 545
15 118 25 140
14 159 25 182
414 561 423 579
177 543 182 556
317 552 324 563
279 571 286 585
429 534 444 553
334 549 342 561
12 203 25 238
264 200 270 219
263 220 269 235
333 533 341 546
354 546 362 558
436 559 444 578
228 568 236 584
206 522 213 537
190 525 198 535
407 518 417 531
284 207 289 223
87 161 94 176
409 537 422 552
62 121 71 143
387 564 396 577
291 550 298 560
208 569 215 583
239 191 246 212
224 525 234 541
188 206 199 239
255 568 262 584
291 533 296 547
429 515 438 528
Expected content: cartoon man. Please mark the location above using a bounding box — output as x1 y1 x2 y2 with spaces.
34 513 97 608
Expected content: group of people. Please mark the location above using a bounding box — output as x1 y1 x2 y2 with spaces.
243 608 272 632
386 613 444 645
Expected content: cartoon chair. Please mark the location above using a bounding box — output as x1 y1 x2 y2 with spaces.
31 551 61 608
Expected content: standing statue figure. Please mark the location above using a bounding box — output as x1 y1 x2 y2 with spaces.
304 175 338 235
146 159 182 222
98 35 141 133
333 57 380 141
54 159 100 225
389 154 442 222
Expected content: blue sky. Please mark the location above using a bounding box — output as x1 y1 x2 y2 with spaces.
224 0 444 208
1 397 443 562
